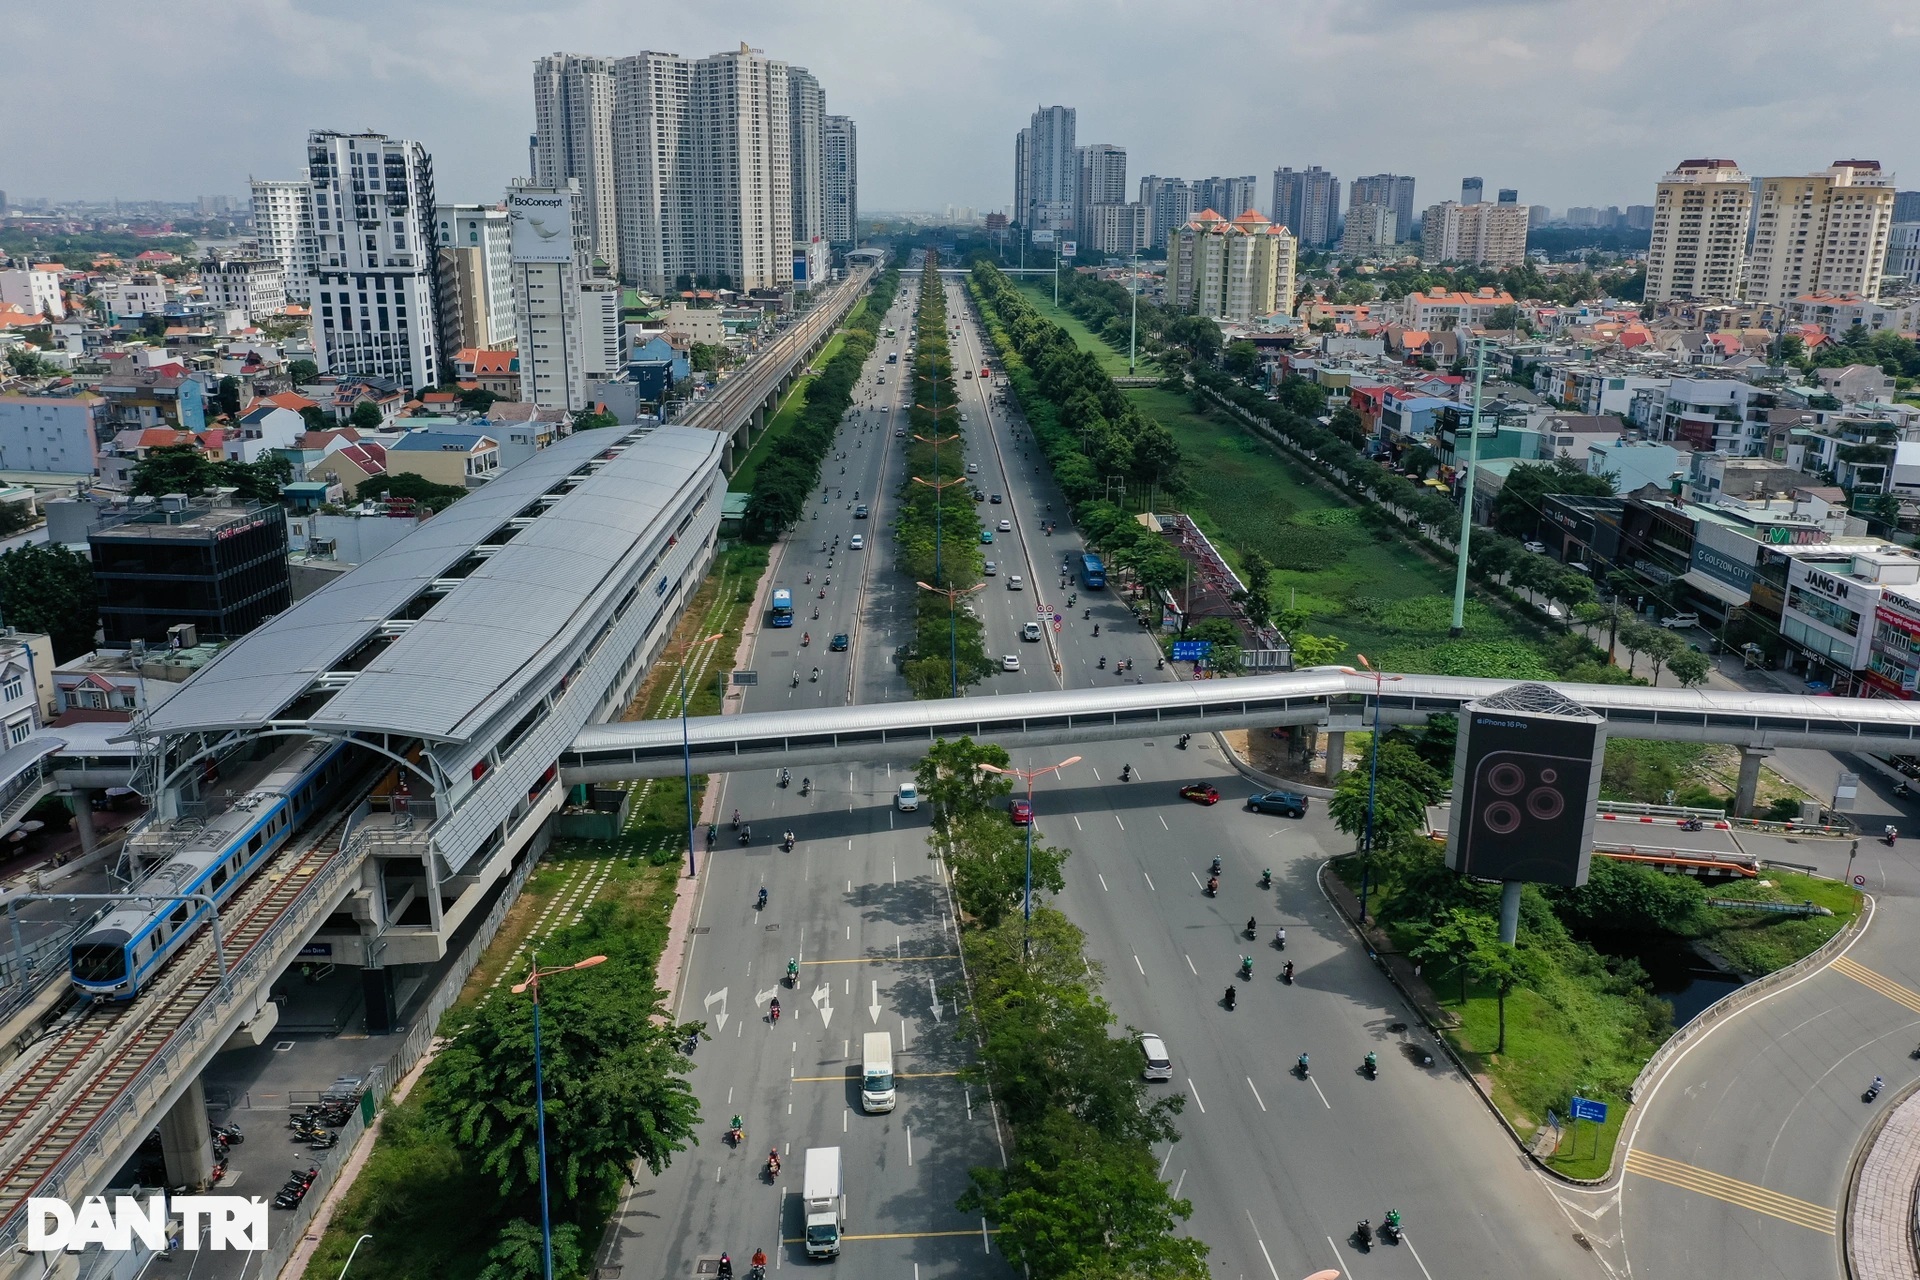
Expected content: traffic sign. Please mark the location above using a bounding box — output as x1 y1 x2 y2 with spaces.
1855 874 1867 886
732 670 758 686
1569 1096 1607 1124
1172 640 1212 662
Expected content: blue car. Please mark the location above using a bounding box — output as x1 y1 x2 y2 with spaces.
1246 790 1309 818
980 529 994 543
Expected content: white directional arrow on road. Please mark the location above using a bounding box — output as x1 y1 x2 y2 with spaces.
928 975 943 1023
869 979 885 1024
755 984 780 1009
703 987 729 1034
812 982 834 1028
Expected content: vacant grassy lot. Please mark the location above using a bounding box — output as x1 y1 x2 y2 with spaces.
1014 280 1147 378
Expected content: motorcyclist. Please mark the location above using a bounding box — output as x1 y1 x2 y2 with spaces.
1382 1210 1402 1241
733 808 740 828
729 1116 744 1141
811 667 821 681
1092 624 1100 636
1275 927 1287 949
1246 916 1257 936
1297 1053 1310 1075
752 1247 769 1271
801 777 811 795
1223 985 1237 1009
1211 856 1223 875
1282 960 1294 982
787 958 799 985
802 631 811 645
1121 763 1132 781
718 1255 734 1280
1205 875 1219 895
770 996 781 1021
1261 868 1272 888
1240 956 1254 979
1365 1051 1378 1075
758 887 769 909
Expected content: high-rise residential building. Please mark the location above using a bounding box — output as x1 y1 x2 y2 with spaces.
201 259 286 320
1748 161 1897 305
1461 177 1484 205
1625 204 1655 231
1497 188 1518 205
305 129 442 392
1076 144 1128 244
1165 209 1296 321
1022 105 1077 236
1139 176 1194 252
1087 203 1149 256
1270 167 1339 248
249 178 317 303
532 54 620 277
509 181 592 411
1885 222 1920 285
1349 174 1416 241
788 66 826 244
1420 200 1529 267
824 115 858 246
435 204 516 350
1644 159 1751 305
1013 128 1031 234
1340 203 1395 258
1193 176 1258 221
1529 205 1552 229
1894 191 1920 223
610 50 692 293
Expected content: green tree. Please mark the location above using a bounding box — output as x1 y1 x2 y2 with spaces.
287 358 319 386
1642 627 1683 684
688 342 725 373
4 347 55 378
915 737 1014 830
1222 340 1260 380
1667 647 1711 688
0 543 97 660
459 386 500 414
216 375 242 419
1410 908 1496 1005
1471 935 1538 1053
945 810 1070 926
1548 856 1702 935
130 443 219 496
356 472 470 513
477 1218 583 1280
573 408 619 431
299 405 331 433
347 400 385 431
1327 767 1428 847
1618 620 1657 676
1491 460 1616 537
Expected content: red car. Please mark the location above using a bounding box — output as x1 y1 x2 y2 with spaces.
1010 799 1034 825
1178 783 1221 806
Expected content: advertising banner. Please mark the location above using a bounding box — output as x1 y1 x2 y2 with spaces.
508 189 576 263
1446 691 1605 887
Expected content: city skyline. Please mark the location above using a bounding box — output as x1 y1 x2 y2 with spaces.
3 0 1916 213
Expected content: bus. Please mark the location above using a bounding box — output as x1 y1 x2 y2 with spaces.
1081 554 1107 590
771 587 794 627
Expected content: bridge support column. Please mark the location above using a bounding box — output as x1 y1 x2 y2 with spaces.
1735 747 1772 818
71 790 98 856
363 966 397 1034
1324 730 1345 781
158 1078 215 1188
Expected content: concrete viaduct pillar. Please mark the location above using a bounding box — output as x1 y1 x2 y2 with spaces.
158 1077 215 1188
1735 747 1772 818
1324 731 1345 782
71 789 98 857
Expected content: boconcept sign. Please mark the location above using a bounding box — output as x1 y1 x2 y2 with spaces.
27 1196 267 1252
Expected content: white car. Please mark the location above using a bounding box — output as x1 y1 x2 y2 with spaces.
1022 622 1042 642
1139 1033 1173 1081
1002 654 1021 672
984 560 997 575
849 534 864 550
1660 612 1700 629
966 462 979 474
1008 575 1023 590
1522 540 1547 554
896 783 919 811
998 519 1011 532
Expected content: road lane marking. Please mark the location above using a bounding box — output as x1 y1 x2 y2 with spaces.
1247 1077 1266 1112
1184 954 1196 974
1624 1149 1835 1233
1092 766 1101 781
1144 872 1156 891
1172 1169 1186 1199
1833 956 1920 1014
777 1229 1002 1244
1309 1076 1330 1109
1072 815 1083 831
802 954 959 964
1160 814 1168 830
1186 1077 1206 1113
1133 954 1144 974
1098 873 1109 891
1401 1230 1438 1280
1115 815 1125 831
1191 871 1202 887
907 1126 913 1165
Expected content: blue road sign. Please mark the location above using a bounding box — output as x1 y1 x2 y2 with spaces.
1172 640 1213 662
1569 1096 1607 1124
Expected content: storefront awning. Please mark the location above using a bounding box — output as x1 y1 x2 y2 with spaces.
1681 569 1752 608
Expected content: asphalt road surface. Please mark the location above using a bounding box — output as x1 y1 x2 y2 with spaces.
607 270 1608 1279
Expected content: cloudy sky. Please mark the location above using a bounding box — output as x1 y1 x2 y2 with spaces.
7 0 1917 214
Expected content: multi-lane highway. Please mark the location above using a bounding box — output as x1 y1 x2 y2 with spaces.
608 264 1607 1279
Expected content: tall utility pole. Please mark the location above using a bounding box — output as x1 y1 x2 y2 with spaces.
1128 248 1139 375
1449 336 1490 638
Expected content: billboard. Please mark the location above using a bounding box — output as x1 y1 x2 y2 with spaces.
1445 687 1605 887
1031 229 1055 246
508 188 576 263
1060 240 1078 258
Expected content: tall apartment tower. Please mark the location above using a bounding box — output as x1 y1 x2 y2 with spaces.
1076 144 1128 243
610 51 693 293
434 204 516 350
1349 174 1416 242
1139 176 1194 251
1013 128 1031 234
1270 167 1340 248
531 54 620 277
1644 159 1752 305
507 180 623 413
1461 176 1484 205
1748 160 1897 305
690 46 791 292
1165 209 1297 321
824 115 858 245
788 67 827 244
1024 105 1077 237
1193 176 1258 221
249 179 317 303
305 130 442 392
1420 200 1529 267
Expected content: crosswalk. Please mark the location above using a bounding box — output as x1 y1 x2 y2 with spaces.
1623 1149 1835 1234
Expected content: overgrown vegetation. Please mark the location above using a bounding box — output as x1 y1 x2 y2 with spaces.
922 738 1205 1278
0 543 97 659
742 267 900 536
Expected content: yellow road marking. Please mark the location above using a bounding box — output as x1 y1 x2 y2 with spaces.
1832 956 1920 1014
780 1229 999 1244
1625 1149 1834 1234
791 1070 964 1082
802 954 959 965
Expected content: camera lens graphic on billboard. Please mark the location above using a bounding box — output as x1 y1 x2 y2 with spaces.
1446 685 1606 887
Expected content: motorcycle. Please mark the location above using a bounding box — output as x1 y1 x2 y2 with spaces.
739 826 752 846
1354 1220 1373 1253
1245 917 1258 940
1867 1076 1885 1102
1210 856 1223 875
766 1153 782 1181
778 768 791 787
1275 929 1287 951
1205 875 1218 896
801 632 811 646
1679 817 1703 832
800 777 812 796
757 887 769 910
810 667 821 682
812 607 820 620
1098 656 1107 669
1092 624 1100 637
781 832 795 852
1120 764 1132 782
1239 957 1254 981
1156 657 1165 670
1260 869 1272 889
791 673 800 688
1886 828 1900 847
1296 1054 1310 1078
1281 961 1294 984
787 961 799 989
727 1120 745 1147
1380 1211 1403 1245
770 999 782 1023
1363 1052 1378 1079
1223 986 1237 1010
1178 733 1191 749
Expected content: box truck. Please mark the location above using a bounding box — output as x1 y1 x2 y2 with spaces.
803 1146 844 1258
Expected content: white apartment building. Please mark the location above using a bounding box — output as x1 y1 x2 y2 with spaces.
690 46 791 292
249 178 317 304
1340 202 1395 257
579 277 623 381
1087 203 1149 256
306 129 442 392
1272 167 1340 249
1399 287 1516 331
1645 158 1751 304
0 268 63 320
532 53 621 277
611 50 693 293
1076 144 1128 243
1140 176 1194 251
511 183 590 412
435 204 516 349
788 67 827 244
103 277 167 319
1747 161 1896 306
824 115 858 245
1022 105 1077 236
1420 201 1530 267
201 258 287 320
1166 209 1296 321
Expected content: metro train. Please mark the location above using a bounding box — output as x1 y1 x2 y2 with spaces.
69 738 359 1000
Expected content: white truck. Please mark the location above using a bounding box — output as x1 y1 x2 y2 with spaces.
803 1146 845 1258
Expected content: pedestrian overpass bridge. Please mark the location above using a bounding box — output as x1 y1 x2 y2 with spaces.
562 670 1920 811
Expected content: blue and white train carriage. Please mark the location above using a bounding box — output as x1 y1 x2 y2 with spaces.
69 737 358 999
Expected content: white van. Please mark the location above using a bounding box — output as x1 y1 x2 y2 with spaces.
861 1031 896 1113
1139 1033 1173 1081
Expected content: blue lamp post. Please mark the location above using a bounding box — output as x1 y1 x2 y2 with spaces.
512 953 608 1280
977 756 1081 958
679 632 724 878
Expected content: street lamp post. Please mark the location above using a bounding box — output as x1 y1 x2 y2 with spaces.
336 1234 374 1279
917 580 984 698
681 632 725 878
1340 657 1404 925
512 954 609 1280
911 424 960 579
977 756 1082 957
1449 336 1490 638
1128 249 1139 376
